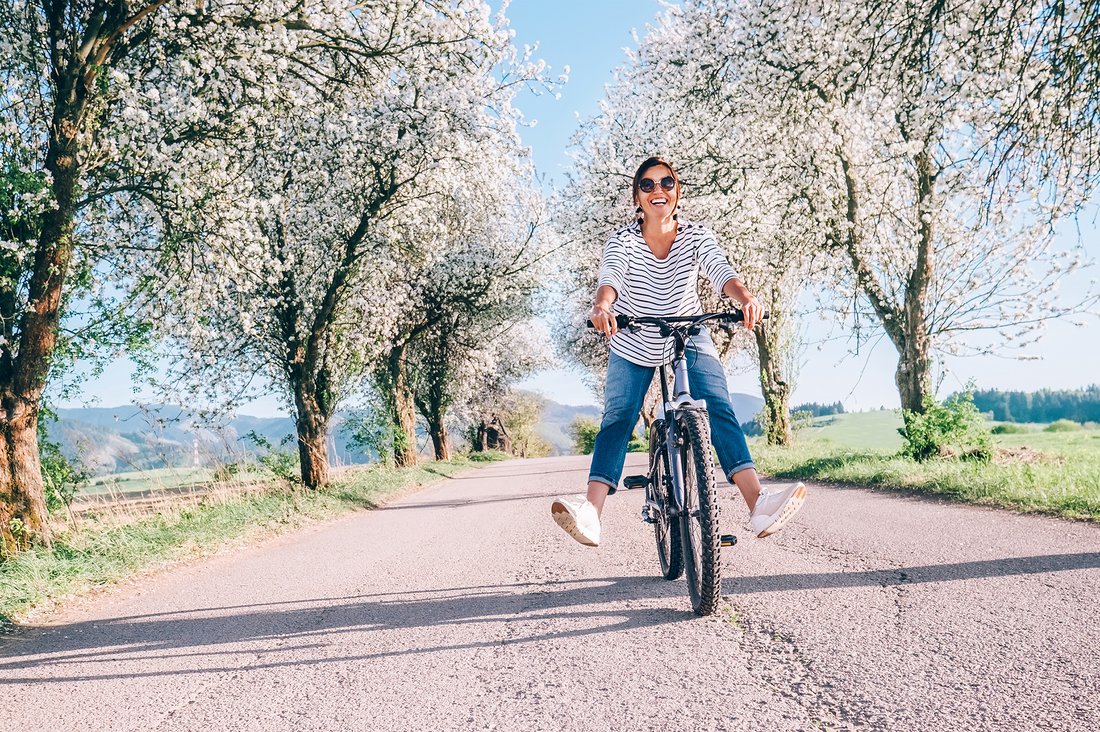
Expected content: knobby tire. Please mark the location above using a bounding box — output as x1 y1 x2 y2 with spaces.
678 408 722 616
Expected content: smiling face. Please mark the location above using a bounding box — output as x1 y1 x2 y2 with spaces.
633 161 680 222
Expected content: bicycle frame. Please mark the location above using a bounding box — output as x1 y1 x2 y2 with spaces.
657 330 708 517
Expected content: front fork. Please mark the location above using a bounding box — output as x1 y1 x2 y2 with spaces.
665 415 686 515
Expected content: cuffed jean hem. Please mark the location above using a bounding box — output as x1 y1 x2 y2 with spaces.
587 474 618 490
726 461 757 481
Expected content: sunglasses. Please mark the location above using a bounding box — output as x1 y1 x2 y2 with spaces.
638 175 676 193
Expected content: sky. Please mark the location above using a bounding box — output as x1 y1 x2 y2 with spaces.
60 0 1100 416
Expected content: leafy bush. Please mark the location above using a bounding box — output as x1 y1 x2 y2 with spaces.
1045 419 1082 432
991 423 1031 434
899 391 992 462
791 409 815 431
569 417 599 455
627 431 647 452
244 431 300 483
37 407 89 512
212 462 244 482
465 450 510 463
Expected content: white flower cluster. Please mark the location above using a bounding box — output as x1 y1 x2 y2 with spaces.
551 0 1097 409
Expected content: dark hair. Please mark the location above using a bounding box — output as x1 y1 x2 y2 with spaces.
631 156 680 202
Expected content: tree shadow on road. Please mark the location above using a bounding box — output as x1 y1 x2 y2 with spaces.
1 551 1096 684
0 575 693 683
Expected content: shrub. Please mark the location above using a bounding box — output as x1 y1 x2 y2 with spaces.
37 407 89 512
899 391 992 462
791 409 815 431
1044 419 1082 432
569 417 600 455
245 431 300 483
991 423 1031 434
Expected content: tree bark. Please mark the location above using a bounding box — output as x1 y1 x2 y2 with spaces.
896 148 936 415
0 403 49 556
427 417 450 461
385 345 419 468
290 374 330 487
836 138 935 417
0 78 84 552
754 307 792 447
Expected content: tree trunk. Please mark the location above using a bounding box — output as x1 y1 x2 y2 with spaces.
836 138 936 418
295 410 330 489
754 305 792 447
292 383 330 488
0 402 49 556
896 149 937 415
895 334 932 415
385 346 418 468
0 95 83 553
427 416 450 461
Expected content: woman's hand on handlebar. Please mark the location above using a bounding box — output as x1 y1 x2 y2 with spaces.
741 295 765 330
589 303 618 338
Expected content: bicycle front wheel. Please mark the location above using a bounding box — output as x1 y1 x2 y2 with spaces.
649 421 682 580
677 408 722 616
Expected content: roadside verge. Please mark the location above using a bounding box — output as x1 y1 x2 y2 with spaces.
0 454 506 630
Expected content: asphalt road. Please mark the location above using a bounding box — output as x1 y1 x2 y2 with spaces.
2 454 1098 731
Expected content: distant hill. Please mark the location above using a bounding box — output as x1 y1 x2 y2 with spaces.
537 402 601 455
48 405 368 476
49 394 765 475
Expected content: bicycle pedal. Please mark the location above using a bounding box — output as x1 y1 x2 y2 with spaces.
719 534 738 547
622 475 648 490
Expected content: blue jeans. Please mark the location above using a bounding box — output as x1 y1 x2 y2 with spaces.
588 330 756 489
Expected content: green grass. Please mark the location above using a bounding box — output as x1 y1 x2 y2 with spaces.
799 411 905 452
0 455 502 629
751 414 1100 521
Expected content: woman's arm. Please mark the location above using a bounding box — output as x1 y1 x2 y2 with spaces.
589 284 619 337
591 233 629 337
721 278 764 330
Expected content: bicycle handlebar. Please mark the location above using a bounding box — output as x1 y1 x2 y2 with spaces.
586 310 766 331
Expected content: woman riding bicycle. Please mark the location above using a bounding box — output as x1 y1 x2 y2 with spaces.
552 156 806 547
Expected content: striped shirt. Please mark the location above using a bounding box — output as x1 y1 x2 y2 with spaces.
597 219 740 366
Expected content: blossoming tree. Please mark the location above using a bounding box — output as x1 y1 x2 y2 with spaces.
0 0 394 552
149 1 550 482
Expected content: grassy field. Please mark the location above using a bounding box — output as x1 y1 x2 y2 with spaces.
0 455 504 628
751 412 1100 520
83 467 220 496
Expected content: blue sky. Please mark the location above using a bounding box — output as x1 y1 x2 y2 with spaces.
62 0 1099 415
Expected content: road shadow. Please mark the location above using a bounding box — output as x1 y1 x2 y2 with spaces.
0 575 691 683
725 551 1100 593
2 551 1096 684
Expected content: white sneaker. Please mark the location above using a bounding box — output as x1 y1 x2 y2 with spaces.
750 482 807 538
551 494 601 547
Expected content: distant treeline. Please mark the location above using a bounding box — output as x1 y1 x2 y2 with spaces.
791 401 846 417
968 386 1100 423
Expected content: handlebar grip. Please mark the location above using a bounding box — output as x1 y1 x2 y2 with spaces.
586 315 631 329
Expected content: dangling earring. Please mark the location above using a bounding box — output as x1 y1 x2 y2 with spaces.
636 206 643 224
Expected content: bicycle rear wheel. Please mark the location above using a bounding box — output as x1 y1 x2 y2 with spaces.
649 421 682 580
677 408 722 616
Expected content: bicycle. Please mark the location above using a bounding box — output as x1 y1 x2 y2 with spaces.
591 310 751 616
